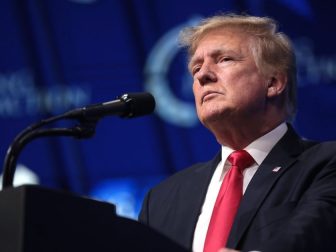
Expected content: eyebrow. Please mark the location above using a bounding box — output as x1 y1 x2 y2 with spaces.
188 48 239 72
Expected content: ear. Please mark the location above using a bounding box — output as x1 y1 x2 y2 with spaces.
266 72 287 98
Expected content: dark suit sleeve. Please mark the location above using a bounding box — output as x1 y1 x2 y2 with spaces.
138 190 151 224
258 155 336 252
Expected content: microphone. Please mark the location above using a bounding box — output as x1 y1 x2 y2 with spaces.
1 92 155 188
63 92 156 120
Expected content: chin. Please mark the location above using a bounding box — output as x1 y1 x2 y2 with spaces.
199 111 228 127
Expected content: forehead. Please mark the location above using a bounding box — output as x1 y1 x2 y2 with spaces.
194 28 251 55
189 28 254 67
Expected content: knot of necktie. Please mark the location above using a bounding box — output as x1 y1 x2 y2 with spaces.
228 150 255 172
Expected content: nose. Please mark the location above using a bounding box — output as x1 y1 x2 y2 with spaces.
195 64 217 85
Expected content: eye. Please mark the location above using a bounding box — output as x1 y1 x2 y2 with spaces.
192 65 201 76
219 56 233 62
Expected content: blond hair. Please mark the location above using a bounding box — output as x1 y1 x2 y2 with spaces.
180 13 297 119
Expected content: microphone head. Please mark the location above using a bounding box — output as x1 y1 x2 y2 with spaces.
119 92 156 118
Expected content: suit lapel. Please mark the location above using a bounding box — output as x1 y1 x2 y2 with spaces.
182 153 221 248
227 126 304 248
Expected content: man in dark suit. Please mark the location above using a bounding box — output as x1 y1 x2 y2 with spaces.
139 14 336 252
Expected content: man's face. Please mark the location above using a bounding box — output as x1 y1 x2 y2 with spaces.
190 29 269 128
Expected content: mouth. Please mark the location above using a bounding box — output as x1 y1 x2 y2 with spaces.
201 91 221 103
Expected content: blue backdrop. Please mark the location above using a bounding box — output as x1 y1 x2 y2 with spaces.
1 0 335 219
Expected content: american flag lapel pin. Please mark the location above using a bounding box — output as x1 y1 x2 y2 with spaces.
272 166 282 173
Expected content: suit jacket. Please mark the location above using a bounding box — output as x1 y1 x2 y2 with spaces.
139 126 336 251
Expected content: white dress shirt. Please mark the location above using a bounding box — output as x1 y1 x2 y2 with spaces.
192 123 288 252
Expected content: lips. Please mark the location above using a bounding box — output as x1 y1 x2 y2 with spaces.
201 91 221 103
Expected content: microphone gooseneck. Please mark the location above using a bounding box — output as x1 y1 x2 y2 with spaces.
2 92 156 189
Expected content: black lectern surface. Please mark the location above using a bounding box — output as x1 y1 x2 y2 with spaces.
0 185 188 252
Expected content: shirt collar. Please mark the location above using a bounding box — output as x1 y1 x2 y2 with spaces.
221 122 288 166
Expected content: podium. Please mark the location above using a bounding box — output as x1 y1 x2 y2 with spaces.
0 185 188 252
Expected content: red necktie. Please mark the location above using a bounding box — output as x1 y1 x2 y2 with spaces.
204 150 255 252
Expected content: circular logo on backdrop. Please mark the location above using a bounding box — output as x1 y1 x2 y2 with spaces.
144 17 202 128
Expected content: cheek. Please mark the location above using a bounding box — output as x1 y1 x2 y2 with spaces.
231 69 267 93
192 84 205 116
238 84 268 108
192 83 201 102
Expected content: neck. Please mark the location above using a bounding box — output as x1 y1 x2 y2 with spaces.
208 117 285 150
